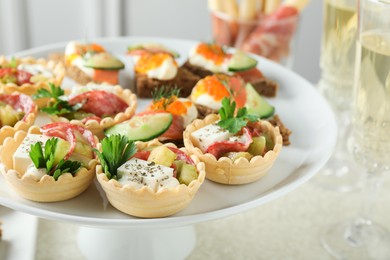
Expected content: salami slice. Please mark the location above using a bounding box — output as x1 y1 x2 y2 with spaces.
167 147 195 165
68 90 128 118
41 122 97 159
0 68 32 85
0 93 37 121
16 70 33 85
206 127 253 159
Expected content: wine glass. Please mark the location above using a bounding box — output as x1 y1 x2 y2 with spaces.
321 0 390 258
313 0 364 192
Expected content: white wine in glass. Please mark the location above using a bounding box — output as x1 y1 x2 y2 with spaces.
320 0 357 107
322 1 390 258
353 31 390 168
314 0 363 192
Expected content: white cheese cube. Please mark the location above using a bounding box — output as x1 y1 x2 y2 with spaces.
25 165 47 181
157 177 180 192
190 123 232 152
117 158 175 192
13 134 49 174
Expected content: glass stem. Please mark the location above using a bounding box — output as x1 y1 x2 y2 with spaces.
344 171 384 246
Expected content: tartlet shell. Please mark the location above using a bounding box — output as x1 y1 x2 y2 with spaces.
0 56 65 96
0 126 98 202
48 85 137 139
96 139 206 218
183 114 283 185
0 103 38 145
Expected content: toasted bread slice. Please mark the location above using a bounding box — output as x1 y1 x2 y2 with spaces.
49 53 92 85
135 67 200 98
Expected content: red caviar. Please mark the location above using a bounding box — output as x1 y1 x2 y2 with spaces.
196 43 227 65
135 53 177 74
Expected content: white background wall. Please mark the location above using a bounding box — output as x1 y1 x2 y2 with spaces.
0 0 322 83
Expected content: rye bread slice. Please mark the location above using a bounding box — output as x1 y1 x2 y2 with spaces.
182 60 213 79
135 67 200 98
250 78 279 98
182 59 278 97
267 114 292 146
195 104 218 120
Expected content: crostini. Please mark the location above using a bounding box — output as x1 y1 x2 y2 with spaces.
127 43 200 98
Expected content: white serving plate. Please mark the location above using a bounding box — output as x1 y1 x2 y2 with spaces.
0 37 337 229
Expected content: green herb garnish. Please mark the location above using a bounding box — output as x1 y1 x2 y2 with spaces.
151 86 180 109
93 135 137 180
152 85 180 100
9 57 17 68
33 83 77 115
218 97 259 134
29 138 82 181
52 160 82 181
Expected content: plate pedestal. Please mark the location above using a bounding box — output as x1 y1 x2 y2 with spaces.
77 225 197 260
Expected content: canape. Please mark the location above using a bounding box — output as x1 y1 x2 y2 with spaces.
127 43 200 98
0 123 98 202
183 98 282 185
0 93 37 145
36 83 137 139
0 56 65 96
190 74 274 117
50 41 125 85
105 86 198 145
182 42 279 97
189 74 291 145
95 137 205 218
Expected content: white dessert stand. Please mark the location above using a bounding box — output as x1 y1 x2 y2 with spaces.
0 37 337 260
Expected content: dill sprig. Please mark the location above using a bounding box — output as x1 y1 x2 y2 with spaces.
151 86 181 109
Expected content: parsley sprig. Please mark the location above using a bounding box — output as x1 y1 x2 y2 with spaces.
33 83 80 115
29 138 82 181
218 97 259 134
94 135 137 180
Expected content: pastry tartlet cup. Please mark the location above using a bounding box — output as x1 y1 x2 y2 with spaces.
0 102 38 145
0 126 98 202
96 139 206 218
0 56 65 96
48 85 137 139
183 114 283 185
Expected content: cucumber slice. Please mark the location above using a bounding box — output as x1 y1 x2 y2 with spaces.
228 50 258 72
104 112 173 141
83 52 125 70
177 163 198 185
53 138 71 165
245 83 275 119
